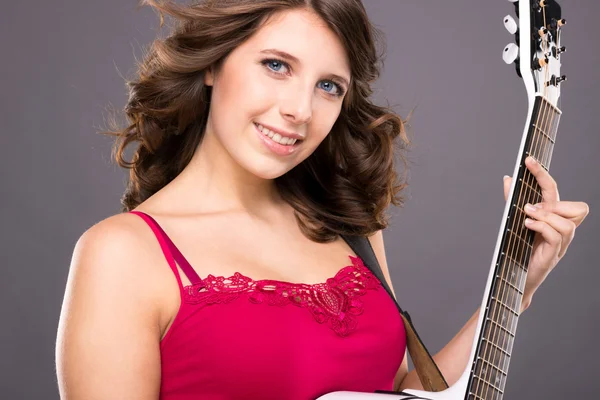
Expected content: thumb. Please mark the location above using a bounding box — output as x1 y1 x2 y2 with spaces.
503 175 511 201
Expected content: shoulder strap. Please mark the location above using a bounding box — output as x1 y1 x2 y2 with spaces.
340 234 449 393
129 211 203 286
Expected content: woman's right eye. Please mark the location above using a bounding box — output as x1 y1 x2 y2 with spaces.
261 58 290 75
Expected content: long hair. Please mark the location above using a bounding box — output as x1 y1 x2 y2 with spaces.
104 0 413 242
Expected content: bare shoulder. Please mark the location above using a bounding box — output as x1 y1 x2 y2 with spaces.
56 212 167 399
69 212 167 295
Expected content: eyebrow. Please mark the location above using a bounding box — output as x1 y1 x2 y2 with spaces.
259 48 350 87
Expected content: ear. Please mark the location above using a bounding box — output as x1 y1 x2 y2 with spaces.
203 66 214 87
503 175 512 202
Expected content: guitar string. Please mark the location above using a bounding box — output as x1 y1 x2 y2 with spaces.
472 6 561 398
474 6 545 397
493 9 559 398
477 11 556 397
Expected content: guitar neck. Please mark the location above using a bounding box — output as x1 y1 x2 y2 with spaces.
466 95 562 398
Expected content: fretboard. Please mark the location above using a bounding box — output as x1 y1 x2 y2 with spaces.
466 95 561 400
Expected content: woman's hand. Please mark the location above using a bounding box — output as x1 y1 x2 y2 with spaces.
503 156 589 313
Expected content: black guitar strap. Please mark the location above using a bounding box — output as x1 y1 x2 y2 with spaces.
340 234 449 392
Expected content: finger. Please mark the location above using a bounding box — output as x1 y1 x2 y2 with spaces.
503 175 512 202
532 201 590 227
525 156 560 203
524 204 576 258
524 218 563 256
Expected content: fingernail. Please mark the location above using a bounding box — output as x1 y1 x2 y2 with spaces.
525 204 536 212
503 175 510 180
525 218 533 225
534 203 543 209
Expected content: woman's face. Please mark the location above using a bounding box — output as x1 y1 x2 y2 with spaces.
203 8 351 180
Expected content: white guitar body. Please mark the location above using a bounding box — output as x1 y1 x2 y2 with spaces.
319 0 565 398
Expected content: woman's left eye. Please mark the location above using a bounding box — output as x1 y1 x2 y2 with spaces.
261 58 345 98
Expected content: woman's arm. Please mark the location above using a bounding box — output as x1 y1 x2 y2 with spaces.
397 307 479 391
56 215 163 399
368 230 530 392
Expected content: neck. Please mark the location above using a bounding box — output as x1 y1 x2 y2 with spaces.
464 94 561 398
171 125 286 218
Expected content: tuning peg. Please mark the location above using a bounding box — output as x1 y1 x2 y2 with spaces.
503 43 519 64
549 18 566 29
546 75 567 86
552 46 566 58
503 15 518 34
532 56 549 70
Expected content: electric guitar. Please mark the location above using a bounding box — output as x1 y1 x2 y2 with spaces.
318 0 566 398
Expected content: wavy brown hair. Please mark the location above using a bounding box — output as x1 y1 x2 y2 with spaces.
104 0 413 242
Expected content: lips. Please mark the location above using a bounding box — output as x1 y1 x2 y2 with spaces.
254 122 301 156
254 122 305 141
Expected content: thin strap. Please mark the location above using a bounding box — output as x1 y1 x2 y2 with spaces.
129 211 202 285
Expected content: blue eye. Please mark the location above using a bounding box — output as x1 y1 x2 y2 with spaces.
260 58 346 98
264 59 287 73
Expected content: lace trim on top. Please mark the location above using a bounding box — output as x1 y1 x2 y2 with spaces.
182 255 381 337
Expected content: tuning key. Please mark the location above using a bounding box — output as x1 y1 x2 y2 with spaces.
546 75 567 86
549 18 567 29
552 46 566 58
503 15 518 34
533 56 549 70
502 43 519 64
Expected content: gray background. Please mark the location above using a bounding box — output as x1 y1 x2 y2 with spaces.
1 0 598 398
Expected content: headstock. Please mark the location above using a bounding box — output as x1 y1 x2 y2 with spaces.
502 0 565 108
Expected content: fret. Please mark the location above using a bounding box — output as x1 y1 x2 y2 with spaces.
531 124 556 144
492 285 521 316
484 318 515 355
479 339 511 375
505 229 533 249
533 134 554 167
501 239 527 274
477 356 508 384
530 138 554 168
486 317 515 337
471 377 503 400
482 337 511 361
504 230 533 264
497 274 524 295
517 176 543 199
508 223 535 254
499 254 527 292
539 96 562 122
519 175 543 197
534 96 561 169
501 252 527 280
493 279 523 314
468 393 485 400
489 296 519 334
472 374 504 397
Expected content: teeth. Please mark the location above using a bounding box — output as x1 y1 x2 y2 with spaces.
256 123 297 146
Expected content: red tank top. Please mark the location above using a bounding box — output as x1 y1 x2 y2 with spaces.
130 210 406 399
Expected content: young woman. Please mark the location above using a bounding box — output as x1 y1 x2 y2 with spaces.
55 0 589 399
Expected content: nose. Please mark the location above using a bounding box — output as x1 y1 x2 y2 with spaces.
279 83 313 125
